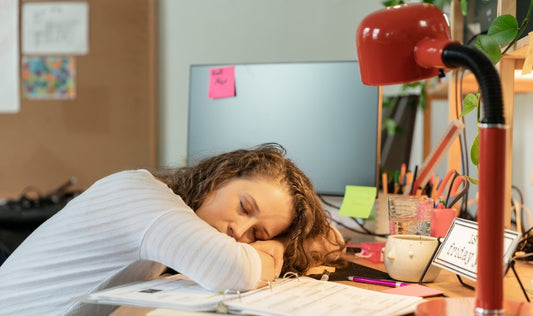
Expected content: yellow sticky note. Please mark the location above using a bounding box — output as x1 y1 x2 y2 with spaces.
338 185 377 219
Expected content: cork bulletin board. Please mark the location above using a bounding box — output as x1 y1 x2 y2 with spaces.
0 0 158 198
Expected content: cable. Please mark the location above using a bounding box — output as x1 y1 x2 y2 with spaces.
457 68 470 218
452 30 489 221
318 194 388 238
512 252 533 261
515 225 533 259
319 194 341 209
512 185 524 209
453 66 474 220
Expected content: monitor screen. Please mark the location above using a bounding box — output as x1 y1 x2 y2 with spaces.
187 61 380 196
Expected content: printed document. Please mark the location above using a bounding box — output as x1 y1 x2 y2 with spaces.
81 274 423 316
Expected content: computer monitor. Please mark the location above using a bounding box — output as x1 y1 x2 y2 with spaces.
187 61 380 196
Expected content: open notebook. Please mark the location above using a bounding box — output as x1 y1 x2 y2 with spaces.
79 274 423 316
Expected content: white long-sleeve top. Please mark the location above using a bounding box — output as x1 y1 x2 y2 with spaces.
0 169 262 315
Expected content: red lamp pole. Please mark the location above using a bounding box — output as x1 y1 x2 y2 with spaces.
355 3 524 315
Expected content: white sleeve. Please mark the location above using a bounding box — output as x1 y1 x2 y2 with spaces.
139 209 262 292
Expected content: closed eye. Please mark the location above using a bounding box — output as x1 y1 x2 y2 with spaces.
240 201 249 215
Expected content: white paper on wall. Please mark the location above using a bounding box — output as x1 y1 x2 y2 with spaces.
0 0 20 113
22 1 89 55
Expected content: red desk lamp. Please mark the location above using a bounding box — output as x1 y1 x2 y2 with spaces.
356 3 531 315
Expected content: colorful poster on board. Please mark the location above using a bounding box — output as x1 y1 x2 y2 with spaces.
22 56 76 99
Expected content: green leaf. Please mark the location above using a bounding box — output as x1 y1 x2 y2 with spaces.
382 0 403 6
382 97 394 109
418 90 426 110
470 135 479 167
475 35 502 64
465 176 478 185
402 81 423 89
461 0 467 16
460 93 478 117
383 118 397 135
487 14 518 46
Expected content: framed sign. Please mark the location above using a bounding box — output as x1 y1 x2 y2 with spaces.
432 218 521 281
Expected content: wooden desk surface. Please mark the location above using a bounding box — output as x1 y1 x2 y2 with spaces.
109 254 533 316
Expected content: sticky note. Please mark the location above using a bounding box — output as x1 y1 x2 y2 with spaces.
382 284 444 297
208 66 235 99
338 185 376 219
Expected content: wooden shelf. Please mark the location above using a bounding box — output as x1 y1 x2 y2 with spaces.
424 0 532 229
504 35 531 60
426 36 532 99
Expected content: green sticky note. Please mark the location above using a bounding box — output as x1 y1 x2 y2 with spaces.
338 185 377 219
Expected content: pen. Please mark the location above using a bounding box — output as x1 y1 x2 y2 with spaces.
393 170 400 194
410 165 418 195
347 276 408 287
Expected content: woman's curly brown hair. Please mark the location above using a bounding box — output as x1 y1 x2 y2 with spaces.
155 143 345 275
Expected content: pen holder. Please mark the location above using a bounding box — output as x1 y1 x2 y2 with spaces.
384 235 441 283
387 195 433 236
430 208 456 238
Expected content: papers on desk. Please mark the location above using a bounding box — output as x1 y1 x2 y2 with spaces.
80 274 424 316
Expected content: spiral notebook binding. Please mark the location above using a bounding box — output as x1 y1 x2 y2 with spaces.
282 271 299 280
217 273 300 313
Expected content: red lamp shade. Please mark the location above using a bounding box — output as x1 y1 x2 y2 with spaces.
356 3 454 85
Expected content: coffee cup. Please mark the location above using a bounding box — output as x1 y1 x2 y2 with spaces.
384 234 441 282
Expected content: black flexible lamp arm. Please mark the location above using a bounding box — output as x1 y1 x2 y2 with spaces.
441 43 505 125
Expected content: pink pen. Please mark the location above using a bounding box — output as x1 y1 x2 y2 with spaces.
347 276 408 287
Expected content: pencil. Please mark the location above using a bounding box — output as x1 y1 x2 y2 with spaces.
431 176 439 201
404 171 413 195
400 163 406 187
382 172 388 194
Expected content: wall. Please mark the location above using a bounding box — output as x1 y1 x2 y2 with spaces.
512 92 533 223
157 0 383 167
430 90 533 225
157 0 533 219
0 0 157 198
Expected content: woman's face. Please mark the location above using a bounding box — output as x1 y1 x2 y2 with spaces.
196 177 293 243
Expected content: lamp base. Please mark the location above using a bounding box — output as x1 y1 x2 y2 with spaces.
415 298 533 316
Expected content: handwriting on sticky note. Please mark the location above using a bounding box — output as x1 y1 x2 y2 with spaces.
338 186 376 219
208 66 235 99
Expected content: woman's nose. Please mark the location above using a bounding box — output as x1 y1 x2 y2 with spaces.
231 220 254 243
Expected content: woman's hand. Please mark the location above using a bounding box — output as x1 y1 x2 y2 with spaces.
250 239 286 280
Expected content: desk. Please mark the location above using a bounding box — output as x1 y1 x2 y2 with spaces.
109 254 533 316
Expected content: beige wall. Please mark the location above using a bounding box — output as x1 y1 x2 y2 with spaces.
157 0 383 167
157 0 533 219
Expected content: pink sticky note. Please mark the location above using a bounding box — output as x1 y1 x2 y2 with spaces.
382 284 444 298
208 66 235 99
